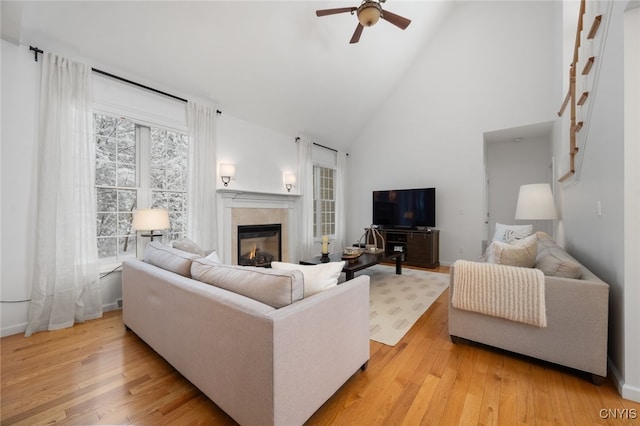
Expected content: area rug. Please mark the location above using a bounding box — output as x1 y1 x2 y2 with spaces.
354 265 449 347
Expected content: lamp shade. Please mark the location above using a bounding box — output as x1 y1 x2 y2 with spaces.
132 208 170 231
284 174 296 186
515 184 558 220
219 163 235 177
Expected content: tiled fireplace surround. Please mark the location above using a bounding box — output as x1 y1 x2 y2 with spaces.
218 190 300 265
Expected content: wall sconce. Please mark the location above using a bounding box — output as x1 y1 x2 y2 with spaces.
132 208 170 241
219 163 235 187
284 174 296 192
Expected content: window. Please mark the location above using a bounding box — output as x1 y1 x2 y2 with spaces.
95 113 189 263
313 165 335 238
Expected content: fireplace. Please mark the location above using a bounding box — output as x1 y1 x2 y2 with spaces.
237 224 282 267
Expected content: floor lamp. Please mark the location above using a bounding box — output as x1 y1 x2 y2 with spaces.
132 208 170 242
514 183 558 234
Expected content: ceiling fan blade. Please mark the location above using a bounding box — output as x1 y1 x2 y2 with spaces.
381 9 412 30
316 7 357 17
350 23 364 44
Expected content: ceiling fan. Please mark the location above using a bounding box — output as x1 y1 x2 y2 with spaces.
315 0 411 44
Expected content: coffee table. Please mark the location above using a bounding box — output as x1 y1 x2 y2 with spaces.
300 251 402 281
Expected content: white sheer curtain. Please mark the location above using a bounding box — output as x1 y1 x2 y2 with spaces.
26 52 102 337
187 102 218 250
334 151 348 251
297 137 315 260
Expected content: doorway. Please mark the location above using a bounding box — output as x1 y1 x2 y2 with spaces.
483 122 554 245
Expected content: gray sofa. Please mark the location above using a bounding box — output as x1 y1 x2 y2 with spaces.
449 232 609 384
122 242 370 426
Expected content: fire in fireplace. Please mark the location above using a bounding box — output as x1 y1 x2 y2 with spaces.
237 224 282 267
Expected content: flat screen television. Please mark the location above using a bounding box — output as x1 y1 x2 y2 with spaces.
373 188 436 229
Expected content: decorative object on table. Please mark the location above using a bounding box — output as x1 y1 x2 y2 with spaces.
219 163 235 187
358 225 385 254
342 246 363 263
320 235 330 263
343 246 362 255
132 208 170 241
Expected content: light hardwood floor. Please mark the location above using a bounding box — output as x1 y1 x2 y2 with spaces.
2 266 639 425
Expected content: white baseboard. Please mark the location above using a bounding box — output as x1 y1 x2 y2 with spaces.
102 302 122 312
608 357 640 403
1 322 27 338
1 302 122 338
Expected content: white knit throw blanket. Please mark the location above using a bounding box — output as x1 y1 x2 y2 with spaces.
452 260 547 328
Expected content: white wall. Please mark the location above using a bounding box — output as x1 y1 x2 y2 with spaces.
623 4 640 402
346 1 559 264
0 41 299 336
216 115 297 194
1 41 39 336
554 0 639 402
486 136 553 238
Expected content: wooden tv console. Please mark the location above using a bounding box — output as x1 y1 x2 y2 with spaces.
380 228 440 269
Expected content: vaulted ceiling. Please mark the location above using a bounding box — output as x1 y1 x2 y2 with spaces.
2 1 455 151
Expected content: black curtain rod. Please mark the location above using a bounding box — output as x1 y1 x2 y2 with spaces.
295 137 348 156
29 45 222 115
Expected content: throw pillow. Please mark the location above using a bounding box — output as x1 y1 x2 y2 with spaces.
492 223 533 243
191 258 304 308
205 250 221 263
486 233 537 268
271 261 345 297
536 247 582 278
143 241 200 277
172 238 204 256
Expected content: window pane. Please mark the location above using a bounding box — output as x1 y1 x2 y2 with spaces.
150 129 166 168
313 165 336 239
150 167 165 189
117 236 136 257
117 138 135 163
150 126 189 243
97 237 116 258
166 169 185 191
117 212 134 236
96 161 116 186
96 212 116 237
117 189 137 212
95 113 189 261
96 188 117 212
117 118 135 141
95 115 116 138
117 164 136 187
168 192 185 211
96 137 116 162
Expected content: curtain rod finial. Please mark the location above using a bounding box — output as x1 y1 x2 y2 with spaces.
29 46 43 62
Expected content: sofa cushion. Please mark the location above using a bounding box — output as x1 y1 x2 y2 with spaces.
492 223 533 243
143 241 200 277
191 258 304 308
535 231 558 255
486 233 537 268
536 247 582 279
172 238 204 256
271 261 345 297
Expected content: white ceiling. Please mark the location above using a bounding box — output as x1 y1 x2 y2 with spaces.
3 1 456 151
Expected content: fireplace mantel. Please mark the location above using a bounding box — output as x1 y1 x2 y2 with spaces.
217 189 300 206
217 189 300 264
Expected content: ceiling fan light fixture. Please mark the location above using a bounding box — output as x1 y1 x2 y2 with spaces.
357 2 382 27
